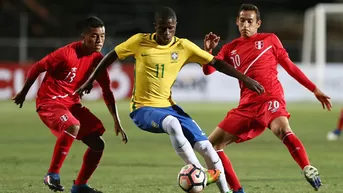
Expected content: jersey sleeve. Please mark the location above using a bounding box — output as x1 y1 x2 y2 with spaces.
271 34 289 62
114 33 142 60
215 44 230 62
27 47 69 79
202 44 231 75
183 39 214 66
273 34 316 92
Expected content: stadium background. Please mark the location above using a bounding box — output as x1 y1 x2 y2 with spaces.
0 1 342 193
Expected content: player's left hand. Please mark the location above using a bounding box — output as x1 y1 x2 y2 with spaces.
12 90 27 108
114 121 128 144
313 88 332 111
75 81 94 98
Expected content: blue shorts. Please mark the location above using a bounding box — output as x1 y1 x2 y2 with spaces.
129 105 208 146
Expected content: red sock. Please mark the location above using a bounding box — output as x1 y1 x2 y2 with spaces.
337 109 343 131
217 150 242 191
282 132 310 169
48 131 75 174
75 148 103 185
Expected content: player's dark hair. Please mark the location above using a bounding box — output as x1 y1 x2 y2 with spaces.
79 16 104 33
238 4 261 21
155 7 177 22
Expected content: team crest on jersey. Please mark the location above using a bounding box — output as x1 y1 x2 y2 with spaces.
71 67 77 72
255 41 264 50
60 114 68 122
171 52 178 63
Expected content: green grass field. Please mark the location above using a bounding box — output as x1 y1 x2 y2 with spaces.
0 100 342 193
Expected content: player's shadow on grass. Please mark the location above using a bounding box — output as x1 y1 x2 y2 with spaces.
102 162 180 168
242 176 341 182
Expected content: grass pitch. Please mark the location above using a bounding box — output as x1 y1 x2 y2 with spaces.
0 100 342 193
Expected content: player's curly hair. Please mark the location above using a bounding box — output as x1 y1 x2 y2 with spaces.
238 4 261 21
79 16 104 33
155 7 177 22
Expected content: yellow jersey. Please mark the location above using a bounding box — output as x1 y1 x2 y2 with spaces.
114 33 214 111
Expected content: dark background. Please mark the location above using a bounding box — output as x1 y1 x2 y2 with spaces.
0 0 342 63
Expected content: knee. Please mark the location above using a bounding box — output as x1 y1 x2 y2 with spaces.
209 137 226 150
83 135 105 151
194 140 215 156
65 124 80 137
209 128 235 150
270 120 292 140
162 115 182 136
195 140 212 151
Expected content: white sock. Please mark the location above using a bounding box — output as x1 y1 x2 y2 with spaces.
194 140 230 193
162 115 202 168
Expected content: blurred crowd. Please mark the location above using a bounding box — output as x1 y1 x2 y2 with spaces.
0 0 342 62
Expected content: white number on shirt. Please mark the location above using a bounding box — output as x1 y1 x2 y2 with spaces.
230 54 241 68
64 68 77 83
268 100 280 112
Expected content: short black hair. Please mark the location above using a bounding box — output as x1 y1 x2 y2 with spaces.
238 4 261 21
79 16 104 33
154 7 177 22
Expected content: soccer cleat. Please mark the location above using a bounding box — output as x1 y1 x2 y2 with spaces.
205 169 221 186
71 181 102 193
232 187 245 193
327 129 341 141
303 165 322 191
43 173 65 192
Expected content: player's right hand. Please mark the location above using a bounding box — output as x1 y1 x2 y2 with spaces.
243 77 265 95
75 81 93 98
114 121 128 144
204 32 220 52
12 90 27 108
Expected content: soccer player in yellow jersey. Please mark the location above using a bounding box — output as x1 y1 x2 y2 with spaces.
77 7 264 193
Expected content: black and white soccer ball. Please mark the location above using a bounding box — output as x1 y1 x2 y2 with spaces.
177 164 207 193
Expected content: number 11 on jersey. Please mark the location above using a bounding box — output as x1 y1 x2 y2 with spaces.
155 64 165 78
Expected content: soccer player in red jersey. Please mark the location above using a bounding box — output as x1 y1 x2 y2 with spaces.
13 16 127 193
327 110 343 140
202 4 331 193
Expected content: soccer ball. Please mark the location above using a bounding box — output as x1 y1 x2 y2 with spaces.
177 164 207 193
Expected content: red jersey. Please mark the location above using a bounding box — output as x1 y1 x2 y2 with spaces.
204 33 316 106
27 41 115 108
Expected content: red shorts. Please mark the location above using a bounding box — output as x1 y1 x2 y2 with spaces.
37 103 105 140
218 98 290 143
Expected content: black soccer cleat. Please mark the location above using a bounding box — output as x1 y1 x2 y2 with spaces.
70 181 103 193
44 173 65 192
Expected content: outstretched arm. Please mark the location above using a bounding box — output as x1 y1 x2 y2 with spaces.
279 58 331 110
13 48 66 108
96 69 128 143
77 50 119 96
208 57 264 95
77 33 141 96
279 58 316 92
272 33 331 110
88 50 118 86
21 61 46 94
